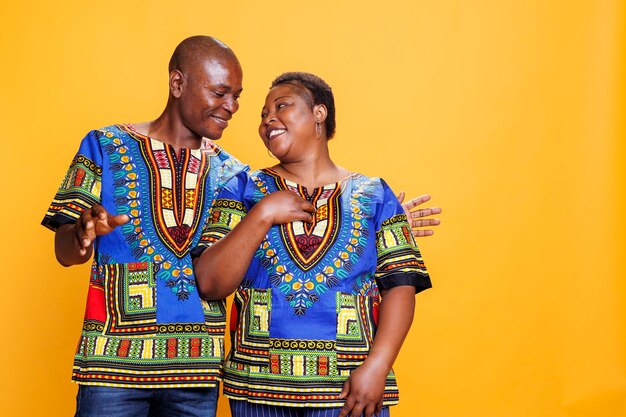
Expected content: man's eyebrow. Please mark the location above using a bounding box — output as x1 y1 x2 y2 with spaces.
214 84 243 94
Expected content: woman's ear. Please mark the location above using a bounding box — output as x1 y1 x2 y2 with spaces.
314 104 328 124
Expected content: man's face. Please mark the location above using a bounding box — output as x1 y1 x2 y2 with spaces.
178 56 243 140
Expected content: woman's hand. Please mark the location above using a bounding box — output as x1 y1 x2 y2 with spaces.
338 285 416 417
195 190 314 300
254 190 315 226
338 360 388 417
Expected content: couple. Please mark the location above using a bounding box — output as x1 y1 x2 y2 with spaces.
43 36 439 417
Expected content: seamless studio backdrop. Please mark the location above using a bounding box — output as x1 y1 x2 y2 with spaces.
0 1 624 416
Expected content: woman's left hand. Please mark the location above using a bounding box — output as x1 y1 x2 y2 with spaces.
337 361 388 417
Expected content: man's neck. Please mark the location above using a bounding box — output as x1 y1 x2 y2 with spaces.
136 111 203 151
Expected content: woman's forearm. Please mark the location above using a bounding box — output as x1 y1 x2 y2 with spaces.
194 190 315 300
336 285 417 417
365 285 416 373
194 205 273 300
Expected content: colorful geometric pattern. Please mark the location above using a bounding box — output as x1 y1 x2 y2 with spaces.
42 124 246 388
42 155 102 228
105 126 202 301
277 178 342 271
199 199 247 246
335 293 376 372
73 328 224 387
376 214 429 286
269 339 337 377
250 170 376 316
230 289 271 367
103 261 158 335
138 138 209 257
196 169 430 406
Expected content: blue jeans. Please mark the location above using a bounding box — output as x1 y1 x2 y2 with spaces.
75 385 219 417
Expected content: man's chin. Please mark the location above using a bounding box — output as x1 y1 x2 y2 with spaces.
203 129 224 141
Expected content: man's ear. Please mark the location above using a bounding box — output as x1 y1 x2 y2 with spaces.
314 104 328 124
169 70 185 98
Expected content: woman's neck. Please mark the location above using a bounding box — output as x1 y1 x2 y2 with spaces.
272 157 350 190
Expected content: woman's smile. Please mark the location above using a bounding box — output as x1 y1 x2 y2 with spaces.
267 127 286 140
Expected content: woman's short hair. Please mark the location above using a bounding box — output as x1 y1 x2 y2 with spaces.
271 72 336 139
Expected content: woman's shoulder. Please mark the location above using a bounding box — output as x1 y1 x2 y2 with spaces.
245 168 273 186
346 172 387 194
347 173 403 215
248 168 270 178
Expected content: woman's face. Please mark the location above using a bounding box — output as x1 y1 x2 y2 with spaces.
259 84 319 161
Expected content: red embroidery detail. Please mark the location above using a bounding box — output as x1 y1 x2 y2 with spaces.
270 354 280 374
153 150 170 169
167 338 178 358
74 168 86 186
117 340 130 357
294 235 323 259
168 224 192 246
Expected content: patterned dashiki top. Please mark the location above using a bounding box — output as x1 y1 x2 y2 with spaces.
42 124 246 388
194 168 431 407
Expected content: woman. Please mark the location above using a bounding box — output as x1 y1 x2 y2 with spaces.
193 72 432 417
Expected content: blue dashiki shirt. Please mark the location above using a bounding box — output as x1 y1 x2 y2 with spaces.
193 168 431 407
41 124 246 388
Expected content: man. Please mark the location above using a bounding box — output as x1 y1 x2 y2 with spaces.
42 36 440 416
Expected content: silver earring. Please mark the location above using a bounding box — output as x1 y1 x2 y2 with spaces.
316 122 322 138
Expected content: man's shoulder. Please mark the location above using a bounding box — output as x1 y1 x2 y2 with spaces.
94 123 130 137
203 140 247 170
77 124 129 143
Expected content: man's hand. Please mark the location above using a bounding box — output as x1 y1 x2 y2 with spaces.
397 192 442 237
73 205 130 255
55 205 130 266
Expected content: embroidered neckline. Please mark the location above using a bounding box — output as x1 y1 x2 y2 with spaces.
261 168 359 194
120 124 217 155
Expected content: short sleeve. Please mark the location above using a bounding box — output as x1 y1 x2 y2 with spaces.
374 180 432 293
41 131 103 231
212 143 250 194
190 171 249 259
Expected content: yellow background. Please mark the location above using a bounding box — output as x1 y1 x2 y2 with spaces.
1 1 624 416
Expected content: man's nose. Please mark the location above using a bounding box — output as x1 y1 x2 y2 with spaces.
223 96 238 114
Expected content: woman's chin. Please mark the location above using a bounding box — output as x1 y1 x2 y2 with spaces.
268 146 289 161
